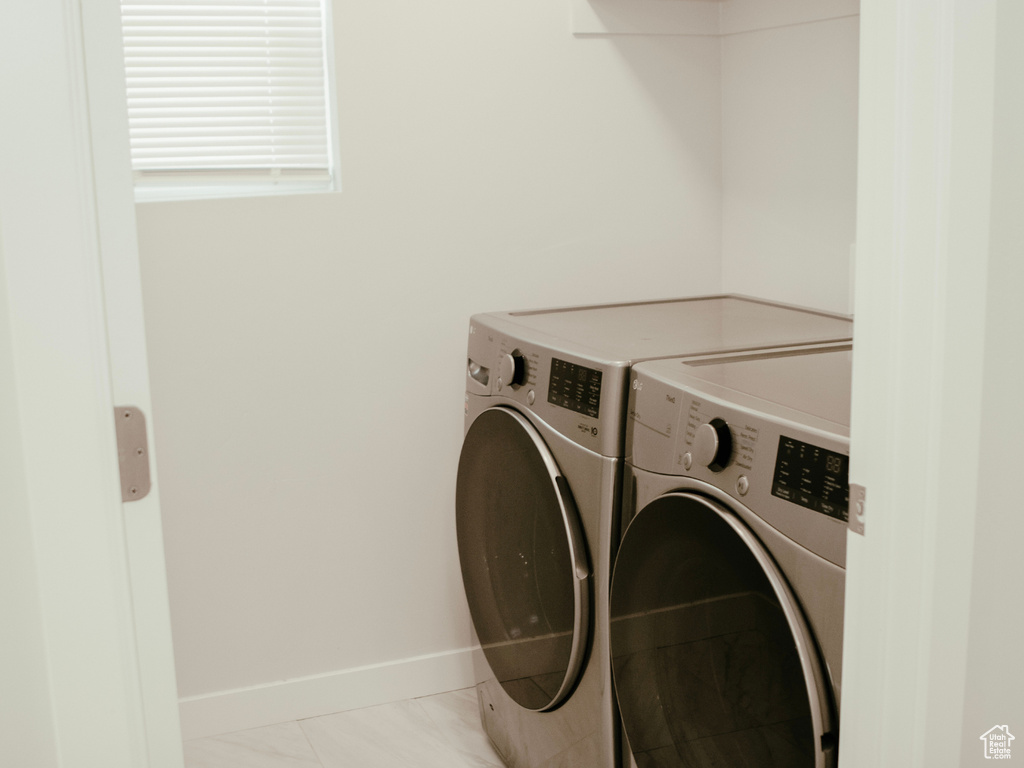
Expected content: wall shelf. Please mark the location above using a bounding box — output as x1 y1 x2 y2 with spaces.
571 0 860 37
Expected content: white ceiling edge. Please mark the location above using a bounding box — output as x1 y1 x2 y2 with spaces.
571 0 859 37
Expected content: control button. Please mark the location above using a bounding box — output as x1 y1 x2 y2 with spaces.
737 476 749 496
682 452 693 471
527 390 536 405
693 418 733 473
498 350 528 388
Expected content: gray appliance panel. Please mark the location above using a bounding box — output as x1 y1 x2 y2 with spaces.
627 349 851 567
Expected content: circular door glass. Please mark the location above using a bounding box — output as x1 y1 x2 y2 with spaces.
456 407 590 712
610 494 833 767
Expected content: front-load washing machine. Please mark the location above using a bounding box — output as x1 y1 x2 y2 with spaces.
455 297 853 768
611 346 853 768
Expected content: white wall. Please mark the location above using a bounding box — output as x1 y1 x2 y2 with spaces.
720 13 860 313
136 0 722 734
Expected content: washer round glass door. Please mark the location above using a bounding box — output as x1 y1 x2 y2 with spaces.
456 407 591 712
610 493 835 767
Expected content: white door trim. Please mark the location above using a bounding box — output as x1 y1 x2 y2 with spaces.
844 1 1008 765
79 0 185 763
0 0 182 764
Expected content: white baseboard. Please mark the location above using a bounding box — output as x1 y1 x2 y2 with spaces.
178 646 484 740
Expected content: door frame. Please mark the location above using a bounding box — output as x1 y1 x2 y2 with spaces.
844 0 1022 765
0 0 182 765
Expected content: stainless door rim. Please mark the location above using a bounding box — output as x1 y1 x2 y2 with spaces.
616 490 836 764
491 407 591 711
488 407 591 583
460 406 592 711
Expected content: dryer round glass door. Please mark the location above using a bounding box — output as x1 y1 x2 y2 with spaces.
456 407 591 712
610 493 836 768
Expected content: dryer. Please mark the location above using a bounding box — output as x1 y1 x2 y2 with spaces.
455 297 854 768
611 346 853 768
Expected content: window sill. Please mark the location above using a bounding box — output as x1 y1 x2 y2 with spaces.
132 168 338 204
134 179 338 204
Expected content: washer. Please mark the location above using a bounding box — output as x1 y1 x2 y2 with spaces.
455 297 853 768
611 346 853 768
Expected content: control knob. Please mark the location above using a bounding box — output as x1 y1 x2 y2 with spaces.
693 418 732 472
498 350 528 388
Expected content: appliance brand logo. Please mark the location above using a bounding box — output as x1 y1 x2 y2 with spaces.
980 725 1014 760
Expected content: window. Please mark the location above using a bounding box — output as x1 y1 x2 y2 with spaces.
120 0 338 201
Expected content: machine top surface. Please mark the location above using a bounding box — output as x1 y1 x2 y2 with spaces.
483 295 853 363
645 346 854 429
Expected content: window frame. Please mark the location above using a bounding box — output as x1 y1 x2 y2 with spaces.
119 0 341 203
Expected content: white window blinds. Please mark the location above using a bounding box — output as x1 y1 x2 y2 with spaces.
120 0 336 198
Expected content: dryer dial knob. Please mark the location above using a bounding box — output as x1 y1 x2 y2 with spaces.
498 350 527 388
693 418 733 472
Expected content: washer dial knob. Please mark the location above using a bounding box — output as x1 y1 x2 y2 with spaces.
498 350 528 388
693 418 733 472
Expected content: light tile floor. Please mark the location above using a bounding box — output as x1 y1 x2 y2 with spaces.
183 688 506 768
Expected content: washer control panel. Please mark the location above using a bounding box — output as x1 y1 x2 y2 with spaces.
771 436 849 522
692 418 732 472
685 402 761 473
677 400 765 502
627 352 851 566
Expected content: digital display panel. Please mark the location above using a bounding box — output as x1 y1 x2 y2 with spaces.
771 436 849 522
547 358 601 418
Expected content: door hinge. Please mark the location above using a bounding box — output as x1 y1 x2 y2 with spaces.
114 406 151 503
849 482 866 535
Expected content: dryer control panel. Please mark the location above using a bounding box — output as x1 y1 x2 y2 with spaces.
547 358 602 418
465 316 628 457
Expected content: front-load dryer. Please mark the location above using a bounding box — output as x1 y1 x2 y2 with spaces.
611 346 853 768
455 297 854 768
